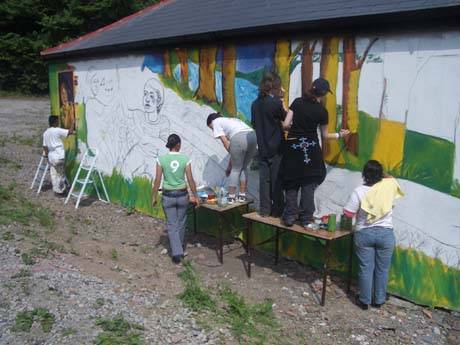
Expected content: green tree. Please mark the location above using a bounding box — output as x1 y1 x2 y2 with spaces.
0 0 159 95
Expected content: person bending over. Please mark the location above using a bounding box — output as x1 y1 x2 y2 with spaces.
207 113 257 204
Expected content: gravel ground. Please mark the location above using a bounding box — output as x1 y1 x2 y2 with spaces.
0 97 459 345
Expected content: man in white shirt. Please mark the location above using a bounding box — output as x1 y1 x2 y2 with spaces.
42 115 74 195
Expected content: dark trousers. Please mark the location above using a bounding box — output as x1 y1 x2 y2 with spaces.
259 154 284 217
283 182 318 223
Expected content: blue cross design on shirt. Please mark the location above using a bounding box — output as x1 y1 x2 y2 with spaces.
291 137 317 164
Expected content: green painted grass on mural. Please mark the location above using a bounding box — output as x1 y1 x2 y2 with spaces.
452 179 460 198
389 247 460 310
401 130 454 193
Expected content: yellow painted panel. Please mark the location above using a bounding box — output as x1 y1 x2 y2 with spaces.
347 70 360 133
371 119 405 174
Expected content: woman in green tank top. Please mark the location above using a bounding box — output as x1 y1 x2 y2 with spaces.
152 134 199 264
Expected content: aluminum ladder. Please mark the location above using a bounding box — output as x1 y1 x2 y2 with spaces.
30 155 49 194
64 149 110 209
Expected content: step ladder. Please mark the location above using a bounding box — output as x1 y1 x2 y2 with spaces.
65 149 110 209
30 156 49 194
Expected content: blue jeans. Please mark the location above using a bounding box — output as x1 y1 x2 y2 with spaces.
354 226 395 305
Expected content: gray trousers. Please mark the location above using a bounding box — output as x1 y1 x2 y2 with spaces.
229 131 257 189
162 194 189 257
283 183 318 223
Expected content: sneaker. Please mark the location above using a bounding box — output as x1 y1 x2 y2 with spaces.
237 194 247 203
281 218 294 227
356 299 369 310
172 255 182 264
228 196 236 204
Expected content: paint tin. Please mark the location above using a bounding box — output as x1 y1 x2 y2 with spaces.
327 214 337 232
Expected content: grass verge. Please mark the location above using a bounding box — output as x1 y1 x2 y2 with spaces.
94 314 145 345
177 261 281 344
0 182 54 230
12 308 55 333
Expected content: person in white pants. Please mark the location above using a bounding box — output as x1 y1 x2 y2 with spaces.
42 115 74 195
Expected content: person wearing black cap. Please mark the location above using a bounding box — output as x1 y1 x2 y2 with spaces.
151 134 200 264
280 78 350 227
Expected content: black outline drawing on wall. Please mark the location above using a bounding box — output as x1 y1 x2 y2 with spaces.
120 78 170 179
83 66 127 173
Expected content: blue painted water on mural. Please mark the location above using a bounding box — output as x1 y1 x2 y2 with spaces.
236 78 258 120
189 61 198 92
215 71 222 104
173 64 181 83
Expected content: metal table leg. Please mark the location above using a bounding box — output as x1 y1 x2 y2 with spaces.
193 205 197 235
321 240 331 306
246 220 252 278
275 227 280 265
218 215 223 264
347 233 354 293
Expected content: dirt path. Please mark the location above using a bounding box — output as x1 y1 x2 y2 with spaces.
0 97 458 345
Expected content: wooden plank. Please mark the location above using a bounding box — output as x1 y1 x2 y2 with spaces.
242 212 351 240
199 200 252 213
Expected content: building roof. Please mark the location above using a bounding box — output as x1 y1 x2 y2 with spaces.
41 0 460 60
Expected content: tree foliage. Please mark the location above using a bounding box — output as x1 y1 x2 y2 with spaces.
0 0 159 95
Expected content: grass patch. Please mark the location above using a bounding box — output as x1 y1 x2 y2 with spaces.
0 182 54 230
62 327 77 337
218 285 279 344
178 261 216 312
21 253 35 265
110 248 118 261
12 308 55 333
177 261 281 344
11 269 31 279
93 298 105 309
94 314 145 345
0 156 22 170
2 231 14 240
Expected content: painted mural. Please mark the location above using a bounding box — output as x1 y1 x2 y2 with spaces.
48 30 460 310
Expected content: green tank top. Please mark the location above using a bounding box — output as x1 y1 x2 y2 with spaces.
158 152 190 190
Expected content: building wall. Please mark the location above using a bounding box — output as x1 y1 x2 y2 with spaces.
49 30 460 310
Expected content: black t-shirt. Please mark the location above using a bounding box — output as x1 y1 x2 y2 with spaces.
251 95 286 159
288 97 328 139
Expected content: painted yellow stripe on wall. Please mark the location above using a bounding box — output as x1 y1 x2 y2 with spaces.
371 119 405 174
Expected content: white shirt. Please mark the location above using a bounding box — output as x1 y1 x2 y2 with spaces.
212 117 252 140
43 127 69 161
344 185 393 231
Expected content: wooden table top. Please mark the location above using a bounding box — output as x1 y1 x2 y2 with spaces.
198 200 253 213
243 212 352 240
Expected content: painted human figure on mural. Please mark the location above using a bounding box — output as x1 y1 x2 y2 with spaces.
84 67 126 173
120 78 170 179
58 72 75 130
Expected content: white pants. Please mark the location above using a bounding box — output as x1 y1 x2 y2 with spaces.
48 155 66 193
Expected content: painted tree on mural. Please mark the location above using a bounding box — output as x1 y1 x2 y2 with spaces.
342 36 378 155
222 44 237 116
301 40 318 95
176 48 189 87
274 40 301 106
163 50 173 79
320 37 342 163
195 46 218 103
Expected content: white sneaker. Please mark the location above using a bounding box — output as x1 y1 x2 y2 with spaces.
237 194 247 203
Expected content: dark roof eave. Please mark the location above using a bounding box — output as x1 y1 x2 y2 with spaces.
41 6 460 61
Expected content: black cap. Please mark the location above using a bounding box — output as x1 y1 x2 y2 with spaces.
311 78 332 96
